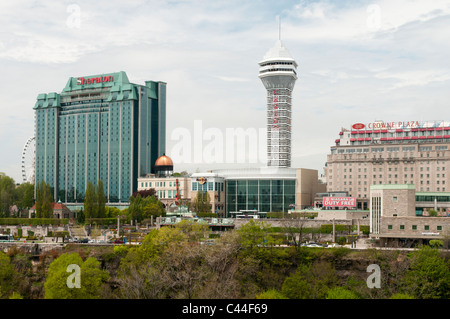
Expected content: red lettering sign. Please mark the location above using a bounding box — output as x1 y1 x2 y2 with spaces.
77 75 114 85
323 197 356 207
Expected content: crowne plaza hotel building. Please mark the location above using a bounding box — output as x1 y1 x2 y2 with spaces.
34 71 166 205
325 121 450 209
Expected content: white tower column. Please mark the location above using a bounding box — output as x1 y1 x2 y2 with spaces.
258 40 298 168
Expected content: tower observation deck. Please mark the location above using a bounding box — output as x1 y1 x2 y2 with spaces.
258 40 298 168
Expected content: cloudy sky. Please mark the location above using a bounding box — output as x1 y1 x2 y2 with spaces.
1 0 450 183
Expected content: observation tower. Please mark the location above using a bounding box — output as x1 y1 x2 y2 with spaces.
258 39 298 167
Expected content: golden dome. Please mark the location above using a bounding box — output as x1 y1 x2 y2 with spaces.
155 155 173 167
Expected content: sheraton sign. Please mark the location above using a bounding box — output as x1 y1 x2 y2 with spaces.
77 75 114 85
323 197 356 207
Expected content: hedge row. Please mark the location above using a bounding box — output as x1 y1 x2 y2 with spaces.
0 218 69 225
268 224 370 235
267 212 318 219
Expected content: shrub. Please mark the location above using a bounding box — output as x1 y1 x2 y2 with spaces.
326 286 359 299
337 237 347 245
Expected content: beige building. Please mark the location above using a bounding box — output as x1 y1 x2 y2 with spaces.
137 175 191 210
190 172 225 215
326 121 450 209
296 168 327 209
370 184 449 248
137 155 191 211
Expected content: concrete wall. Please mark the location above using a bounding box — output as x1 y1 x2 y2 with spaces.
0 225 67 238
317 210 369 220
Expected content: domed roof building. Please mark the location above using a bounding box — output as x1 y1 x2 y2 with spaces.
154 154 173 177
138 153 191 213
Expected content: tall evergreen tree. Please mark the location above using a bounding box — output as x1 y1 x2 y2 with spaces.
0 175 16 217
96 180 106 218
84 182 96 219
36 180 53 218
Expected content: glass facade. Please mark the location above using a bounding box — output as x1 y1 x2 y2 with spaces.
225 179 295 215
34 72 166 203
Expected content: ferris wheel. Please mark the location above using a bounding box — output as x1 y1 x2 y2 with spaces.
21 136 36 184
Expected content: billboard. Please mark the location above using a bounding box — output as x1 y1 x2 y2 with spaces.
323 197 356 207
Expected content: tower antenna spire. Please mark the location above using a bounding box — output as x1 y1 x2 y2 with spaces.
278 16 281 40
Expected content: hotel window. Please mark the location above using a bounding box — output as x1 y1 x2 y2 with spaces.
388 225 393 230
437 226 442 231
400 225 405 230
412 225 417 230
424 225 430 231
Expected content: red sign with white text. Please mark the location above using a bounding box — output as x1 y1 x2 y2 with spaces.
352 123 365 130
323 197 356 207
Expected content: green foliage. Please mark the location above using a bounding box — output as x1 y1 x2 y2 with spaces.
267 212 284 218
128 194 165 223
428 209 438 217
13 182 34 211
281 268 312 299
256 289 288 299
0 175 16 217
326 286 359 299
0 252 14 297
401 246 450 299
190 191 211 213
77 209 85 224
337 237 347 245
84 180 107 219
84 182 97 219
44 252 109 299
96 180 106 218
390 293 414 299
281 261 338 299
429 240 443 248
36 180 54 218
0 218 68 225
9 292 23 299
238 219 282 251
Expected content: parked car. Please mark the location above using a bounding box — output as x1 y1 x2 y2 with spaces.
301 242 326 248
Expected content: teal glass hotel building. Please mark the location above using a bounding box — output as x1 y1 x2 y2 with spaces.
34 71 166 204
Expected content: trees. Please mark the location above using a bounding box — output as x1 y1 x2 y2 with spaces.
128 192 165 223
35 180 53 218
280 261 338 299
96 180 106 218
13 182 34 214
0 175 16 217
84 180 107 219
44 252 109 299
84 181 96 219
326 286 359 299
401 246 450 299
0 252 15 297
190 191 211 214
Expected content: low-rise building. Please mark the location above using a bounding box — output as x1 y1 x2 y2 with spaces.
29 201 73 219
137 155 191 212
369 184 449 247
